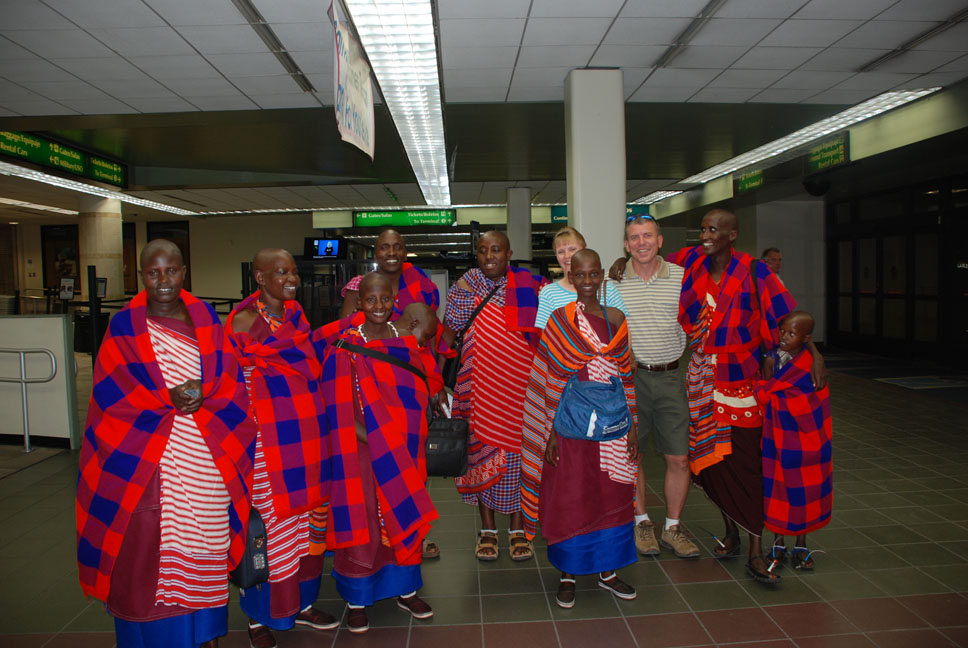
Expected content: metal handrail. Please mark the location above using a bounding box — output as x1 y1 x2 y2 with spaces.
0 347 57 453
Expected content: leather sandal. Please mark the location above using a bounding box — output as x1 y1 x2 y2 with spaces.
791 546 816 571
475 531 498 561
422 541 441 559
768 541 787 570
508 530 534 562
746 555 782 586
713 533 741 559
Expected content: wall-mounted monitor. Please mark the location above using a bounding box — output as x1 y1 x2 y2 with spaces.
306 237 342 258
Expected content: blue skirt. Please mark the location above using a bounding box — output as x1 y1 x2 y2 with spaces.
333 563 422 607
240 575 322 630
547 522 636 575
114 605 226 648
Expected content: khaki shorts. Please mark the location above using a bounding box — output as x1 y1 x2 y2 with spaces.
633 364 689 456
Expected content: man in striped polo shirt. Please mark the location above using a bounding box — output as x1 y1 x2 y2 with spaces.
615 216 701 559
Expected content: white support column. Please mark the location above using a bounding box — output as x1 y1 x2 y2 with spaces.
78 196 124 300
565 68 626 263
506 187 532 262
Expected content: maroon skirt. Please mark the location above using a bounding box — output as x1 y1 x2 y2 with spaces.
692 425 764 535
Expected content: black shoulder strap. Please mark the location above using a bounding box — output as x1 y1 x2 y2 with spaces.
454 282 500 344
334 338 435 422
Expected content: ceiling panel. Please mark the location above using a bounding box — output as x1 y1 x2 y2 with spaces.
43 0 165 29
164 77 240 97
249 93 320 109
437 0 531 20
2 29 116 59
800 47 891 71
911 23 968 52
837 20 939 50
620 0 708 18
688 87 760 102
753 88 822 102
709 68 788 88
510 67 571 87
50 57 150 82
146 0 245 26
185 95 258 111
832 71 919 91
126 54 218 79
0 58 77 82
444 87 508 102
90 78 174 99
60 97 137 114
207 53 287 77
0 38 35 59
793 0 898 20
440 46 518 69
807 88 879 103
505 85 564 101
688 18 782 46
450 182 484 204
875 49 964 74
530 0 625 18
516 45 595 68
759 20 864 47
716 0 804 20
603 18 690 45
271 23 332 52
731 46 823 70
667 45 747 68
443 67 514 89
879 0 968 21
771 69 855 89
2 0 76 30
645 68 721 87
86 27 195 57
20 80 111 100
252 0 332 22
629 86 697 102
898 71 968 89
0 97 76 115
176 25 269 55
522 18 612 46
123 95 197 112
936 54 968 72
438 19 526 48
232 75 308 96
589 45 664 68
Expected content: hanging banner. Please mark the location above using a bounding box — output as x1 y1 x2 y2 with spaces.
330 0 375 159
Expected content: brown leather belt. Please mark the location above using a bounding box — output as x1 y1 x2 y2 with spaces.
637 360 679 372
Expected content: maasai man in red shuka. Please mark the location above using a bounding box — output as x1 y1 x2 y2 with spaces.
321 273 441 634
520 250 640 610
76 239 256 648
666 209 823 586
444 230 549 563
226 248 338 646
755 311 832 572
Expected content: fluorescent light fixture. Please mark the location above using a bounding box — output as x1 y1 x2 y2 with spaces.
0 196 79 216
231 0 315 93
679 88 940 185
858 7 968 72
0 161 198 216
634 190 683 205
343 0 451 206
8 221 18 224
654 0 728 68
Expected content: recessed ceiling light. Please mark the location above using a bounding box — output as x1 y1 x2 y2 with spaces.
0 196 79 216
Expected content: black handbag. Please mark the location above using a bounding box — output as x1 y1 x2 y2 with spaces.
442 284 500 389
334 339 469 477
229 507 269 590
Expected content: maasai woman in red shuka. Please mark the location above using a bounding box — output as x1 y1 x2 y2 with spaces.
520 250 639 609
321 273 441 634
226 249 337 645
76 240 256 648
668 209 796 586
755 311 832 572
444 231 548 563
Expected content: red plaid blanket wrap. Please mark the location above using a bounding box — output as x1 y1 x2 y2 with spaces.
756 349 833 535
520 303 636 540
76 291 256 602
671 246 795 389
320 332 440 563
227 292 330 517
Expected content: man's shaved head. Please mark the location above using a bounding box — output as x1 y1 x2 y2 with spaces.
140 239 183 268
481 230 510 247
400 302 438 347
704 208 738 232
253 248 294 271
402 302 435 324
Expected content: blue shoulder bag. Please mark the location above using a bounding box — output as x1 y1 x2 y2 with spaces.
553 285 632 442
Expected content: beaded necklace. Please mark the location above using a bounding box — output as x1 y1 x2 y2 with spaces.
356 321 398 343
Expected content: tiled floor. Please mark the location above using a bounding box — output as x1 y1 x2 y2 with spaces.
1 353 967 647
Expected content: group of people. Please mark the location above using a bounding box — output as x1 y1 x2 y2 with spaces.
76 211 833 648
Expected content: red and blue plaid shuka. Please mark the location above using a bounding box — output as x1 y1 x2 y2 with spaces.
227 292 330 518
444 267 548 348
756 348 833 535
320 332 441 564
671 247 795 389
341 263 440 317
76 291 256 602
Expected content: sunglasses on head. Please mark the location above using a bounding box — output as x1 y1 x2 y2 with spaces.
626 214 656 222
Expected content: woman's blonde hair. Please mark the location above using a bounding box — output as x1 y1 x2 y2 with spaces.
552 226 586 251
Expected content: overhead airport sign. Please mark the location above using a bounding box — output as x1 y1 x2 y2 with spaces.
0 130 126 188
353 209 456 227
806 133 848 174
550 204 649 224
734 169 764 194
331 0 375 159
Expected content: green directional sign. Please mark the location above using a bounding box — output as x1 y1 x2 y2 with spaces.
353 209 455 227
806 134 848 174
0 130 126 187
735 170 764 194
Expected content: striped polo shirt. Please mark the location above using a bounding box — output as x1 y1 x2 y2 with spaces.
616 256 686 365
